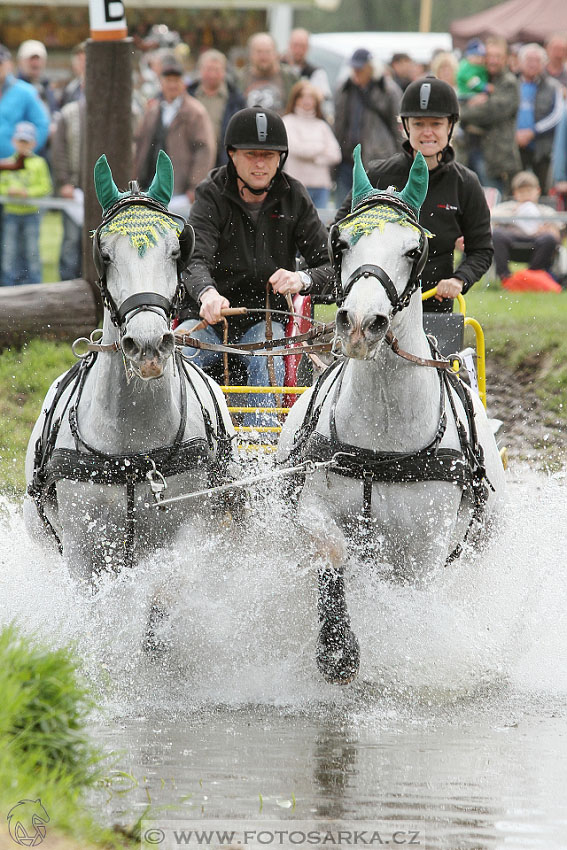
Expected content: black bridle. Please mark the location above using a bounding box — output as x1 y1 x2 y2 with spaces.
328 194 429 315
92 185 195 330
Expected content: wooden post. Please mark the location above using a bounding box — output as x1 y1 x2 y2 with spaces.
419 0 433 33
82 38 133 303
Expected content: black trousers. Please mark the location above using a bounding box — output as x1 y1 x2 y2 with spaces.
492 227 558 278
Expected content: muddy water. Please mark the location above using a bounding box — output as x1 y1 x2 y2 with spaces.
2 465 567 849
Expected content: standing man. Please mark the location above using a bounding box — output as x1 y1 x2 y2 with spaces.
459 36 521 195
334 48 402 203
17 40 59 120
515 43 563 192
187 49 245 167
282 28 333 118
545 34 567 91
135 54 216 213
0 44 49 158
0 43 50 270
238 33 298 115
177 107 334 419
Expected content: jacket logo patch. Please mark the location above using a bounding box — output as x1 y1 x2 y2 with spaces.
437 203 458 211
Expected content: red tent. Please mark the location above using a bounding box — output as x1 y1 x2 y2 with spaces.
450 0 567 48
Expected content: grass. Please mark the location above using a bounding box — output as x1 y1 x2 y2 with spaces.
0 625 135 848
465 286 567 421
0 339 76 495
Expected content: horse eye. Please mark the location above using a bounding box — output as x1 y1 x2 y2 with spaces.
404 247 419 260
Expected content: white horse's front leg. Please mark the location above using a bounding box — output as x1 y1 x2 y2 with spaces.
299 496 360 685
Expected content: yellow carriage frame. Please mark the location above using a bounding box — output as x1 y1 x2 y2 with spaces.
221 288 487 449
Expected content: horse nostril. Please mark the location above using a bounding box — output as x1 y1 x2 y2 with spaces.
365 315 389 337
121 336 141 360
158 331 175 359
335 308 352 335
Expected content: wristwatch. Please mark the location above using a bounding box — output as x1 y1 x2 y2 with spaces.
297 270 312 292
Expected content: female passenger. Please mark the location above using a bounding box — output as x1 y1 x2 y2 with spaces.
334 75 493 312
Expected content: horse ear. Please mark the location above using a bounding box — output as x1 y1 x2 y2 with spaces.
146 150 174 206
94 154 121 212
397 151 429 216
351 144 377 210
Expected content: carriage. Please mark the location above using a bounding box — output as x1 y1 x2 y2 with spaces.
24 148 505 684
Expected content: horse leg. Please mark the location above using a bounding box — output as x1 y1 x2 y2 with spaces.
302 502 360 684
317 563 360 685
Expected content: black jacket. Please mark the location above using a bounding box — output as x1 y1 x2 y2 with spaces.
180 165 335 333
335 142 493 312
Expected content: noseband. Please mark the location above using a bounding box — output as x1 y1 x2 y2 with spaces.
93 185 195 331
329 194 429 315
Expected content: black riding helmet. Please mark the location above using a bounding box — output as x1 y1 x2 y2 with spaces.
224 106 288 195
400 75 460 144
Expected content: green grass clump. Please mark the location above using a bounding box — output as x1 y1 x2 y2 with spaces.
0 339 76 494
0 625 133 847
0 625 95 782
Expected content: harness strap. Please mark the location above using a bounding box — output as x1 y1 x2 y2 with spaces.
342 264 399 308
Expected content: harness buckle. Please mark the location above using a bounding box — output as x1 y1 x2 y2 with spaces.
147 460 168 508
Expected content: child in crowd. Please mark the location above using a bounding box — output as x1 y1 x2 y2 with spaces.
456 38 491 100
456 39 493 180
491 170 563 290
0 122 52 286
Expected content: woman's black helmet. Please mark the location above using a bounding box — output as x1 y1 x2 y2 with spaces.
224 106 288 153
400 75 459 142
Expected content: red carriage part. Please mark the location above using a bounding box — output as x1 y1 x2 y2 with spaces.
284 293 312 407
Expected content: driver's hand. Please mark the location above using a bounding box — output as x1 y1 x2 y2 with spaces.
435 277 463 301
199 288 230 324
269 268 303 296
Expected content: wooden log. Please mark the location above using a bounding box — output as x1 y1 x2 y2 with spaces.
0 279 99 350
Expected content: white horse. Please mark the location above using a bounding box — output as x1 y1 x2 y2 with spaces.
277 146 505 686
24 152 235 585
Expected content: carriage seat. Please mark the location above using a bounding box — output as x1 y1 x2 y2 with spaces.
422 312 464 357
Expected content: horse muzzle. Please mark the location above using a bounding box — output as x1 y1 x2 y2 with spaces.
335 308 390 358
121 331 175 379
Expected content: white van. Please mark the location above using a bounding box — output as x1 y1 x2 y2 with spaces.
308 31 453 90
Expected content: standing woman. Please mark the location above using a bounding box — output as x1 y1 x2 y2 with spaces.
283 80 341 209
335 75 493 312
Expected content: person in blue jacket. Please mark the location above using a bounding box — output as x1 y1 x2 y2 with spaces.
0 44 50 159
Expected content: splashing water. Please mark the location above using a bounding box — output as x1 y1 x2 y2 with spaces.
1 464 566 712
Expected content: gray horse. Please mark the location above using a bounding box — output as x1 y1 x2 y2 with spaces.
25 152 235 584
277 147 506 685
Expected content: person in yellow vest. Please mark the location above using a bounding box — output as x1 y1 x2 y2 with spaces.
0 121 52 285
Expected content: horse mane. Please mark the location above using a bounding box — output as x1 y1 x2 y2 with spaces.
100 205 182 257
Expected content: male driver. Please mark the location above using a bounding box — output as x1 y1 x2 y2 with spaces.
177 107 333 421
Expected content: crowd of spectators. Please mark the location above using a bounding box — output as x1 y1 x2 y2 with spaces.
0 26 567 287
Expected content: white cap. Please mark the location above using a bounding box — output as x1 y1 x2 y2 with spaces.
17 40 47 61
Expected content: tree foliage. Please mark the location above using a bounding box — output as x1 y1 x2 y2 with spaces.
296 0 506 37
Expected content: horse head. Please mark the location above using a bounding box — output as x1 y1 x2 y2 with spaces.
331 146 429 359
93 150 194 379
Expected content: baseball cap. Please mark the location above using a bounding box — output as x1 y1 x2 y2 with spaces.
350 48 372 69
13 121 37 143
17 40 47 61
465 38 486 57
160 54 183 76
0 43 11 62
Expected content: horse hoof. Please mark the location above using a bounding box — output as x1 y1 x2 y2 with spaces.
316 621 360 685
